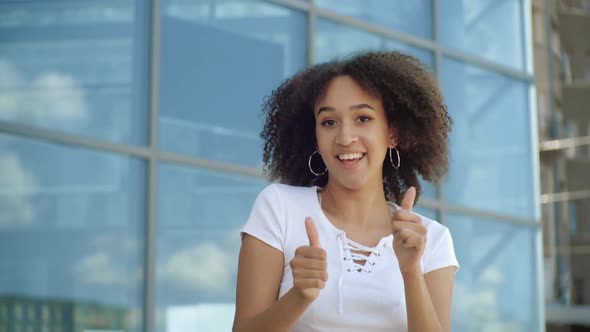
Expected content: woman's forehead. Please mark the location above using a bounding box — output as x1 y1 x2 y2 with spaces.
314 76 382 111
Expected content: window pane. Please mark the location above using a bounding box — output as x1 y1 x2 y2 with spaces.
419 180 437 200
440 0 525 71
316 0 433 40
441 58 534 218
413 207 437 221
159 0 307 168
448 215 540 331
0 1 150 145
315 19 434 70
156 164 266 332
0 134 145 332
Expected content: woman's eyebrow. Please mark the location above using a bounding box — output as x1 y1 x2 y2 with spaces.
317 104 375 115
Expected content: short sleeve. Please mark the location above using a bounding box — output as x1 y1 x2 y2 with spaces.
241 184 285 252
423 227 460 274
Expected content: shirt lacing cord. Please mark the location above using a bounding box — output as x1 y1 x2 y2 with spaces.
336 233 383 314
344 238 381 273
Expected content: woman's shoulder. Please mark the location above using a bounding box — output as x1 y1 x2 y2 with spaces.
417 213 460 271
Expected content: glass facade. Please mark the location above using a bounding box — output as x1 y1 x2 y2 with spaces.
0 134 146 332
0 0 151 145
440 0 527 71
156 164 265 332
159 0 307 167
448 214 540 331
0 0 541 331
316 0 433 40
441 58 534 218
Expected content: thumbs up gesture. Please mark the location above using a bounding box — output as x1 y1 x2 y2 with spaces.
289 217 329 301
391 187 427 274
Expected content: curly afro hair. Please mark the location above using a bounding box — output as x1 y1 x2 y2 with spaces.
260 50 452 205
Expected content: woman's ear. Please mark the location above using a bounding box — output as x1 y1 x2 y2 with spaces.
388 126 398 148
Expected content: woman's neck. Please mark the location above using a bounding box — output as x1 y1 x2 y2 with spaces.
320 180 391 230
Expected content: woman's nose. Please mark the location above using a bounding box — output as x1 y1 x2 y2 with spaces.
335 124 358 146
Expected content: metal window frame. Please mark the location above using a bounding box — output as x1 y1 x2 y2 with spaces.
144 0 160 331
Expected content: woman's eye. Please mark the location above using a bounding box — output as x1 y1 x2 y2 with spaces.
321 119 336 126
358 116 372 123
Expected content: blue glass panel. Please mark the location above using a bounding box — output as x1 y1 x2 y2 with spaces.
159 0 307 168
0 134 145 332
448 215 539 331
316 19 434 70
419 180 437 200
413 207 437 222
156 163 266 332
440 0 526 71
0 1 150 145
441 58 533 218
316 0 433 40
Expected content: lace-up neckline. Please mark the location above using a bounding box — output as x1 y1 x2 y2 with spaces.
316 188 395 314
342 237 381 273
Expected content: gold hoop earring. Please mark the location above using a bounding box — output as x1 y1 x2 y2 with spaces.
308 151 327 176
389 147 400 169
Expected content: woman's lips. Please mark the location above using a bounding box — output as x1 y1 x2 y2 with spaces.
336 153 366 169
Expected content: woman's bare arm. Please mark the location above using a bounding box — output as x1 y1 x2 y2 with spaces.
403 266 457 332
232 234 314 332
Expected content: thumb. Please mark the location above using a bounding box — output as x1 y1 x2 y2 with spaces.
401 186 416 211
305 217 321 247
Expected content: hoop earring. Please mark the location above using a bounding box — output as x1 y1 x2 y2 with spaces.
389 147 400 169
308 151 327 176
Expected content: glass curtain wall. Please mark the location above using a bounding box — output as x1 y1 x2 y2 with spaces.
0 0 541 331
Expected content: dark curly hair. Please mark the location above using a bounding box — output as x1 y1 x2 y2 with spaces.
260 50 452 205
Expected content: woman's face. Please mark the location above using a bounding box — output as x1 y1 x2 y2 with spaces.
314 75 396 191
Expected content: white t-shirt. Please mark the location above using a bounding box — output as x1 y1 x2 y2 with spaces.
241 183 459 332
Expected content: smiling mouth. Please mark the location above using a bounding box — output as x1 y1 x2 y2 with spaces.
336 153 366 167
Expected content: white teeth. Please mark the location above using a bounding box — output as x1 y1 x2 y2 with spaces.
338 153 364 161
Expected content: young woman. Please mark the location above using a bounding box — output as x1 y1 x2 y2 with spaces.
233 51 459 332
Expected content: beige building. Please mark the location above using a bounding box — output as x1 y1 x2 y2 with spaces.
533 0 590 330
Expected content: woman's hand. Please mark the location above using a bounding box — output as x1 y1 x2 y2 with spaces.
289 217 329 301
391 187 427 274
